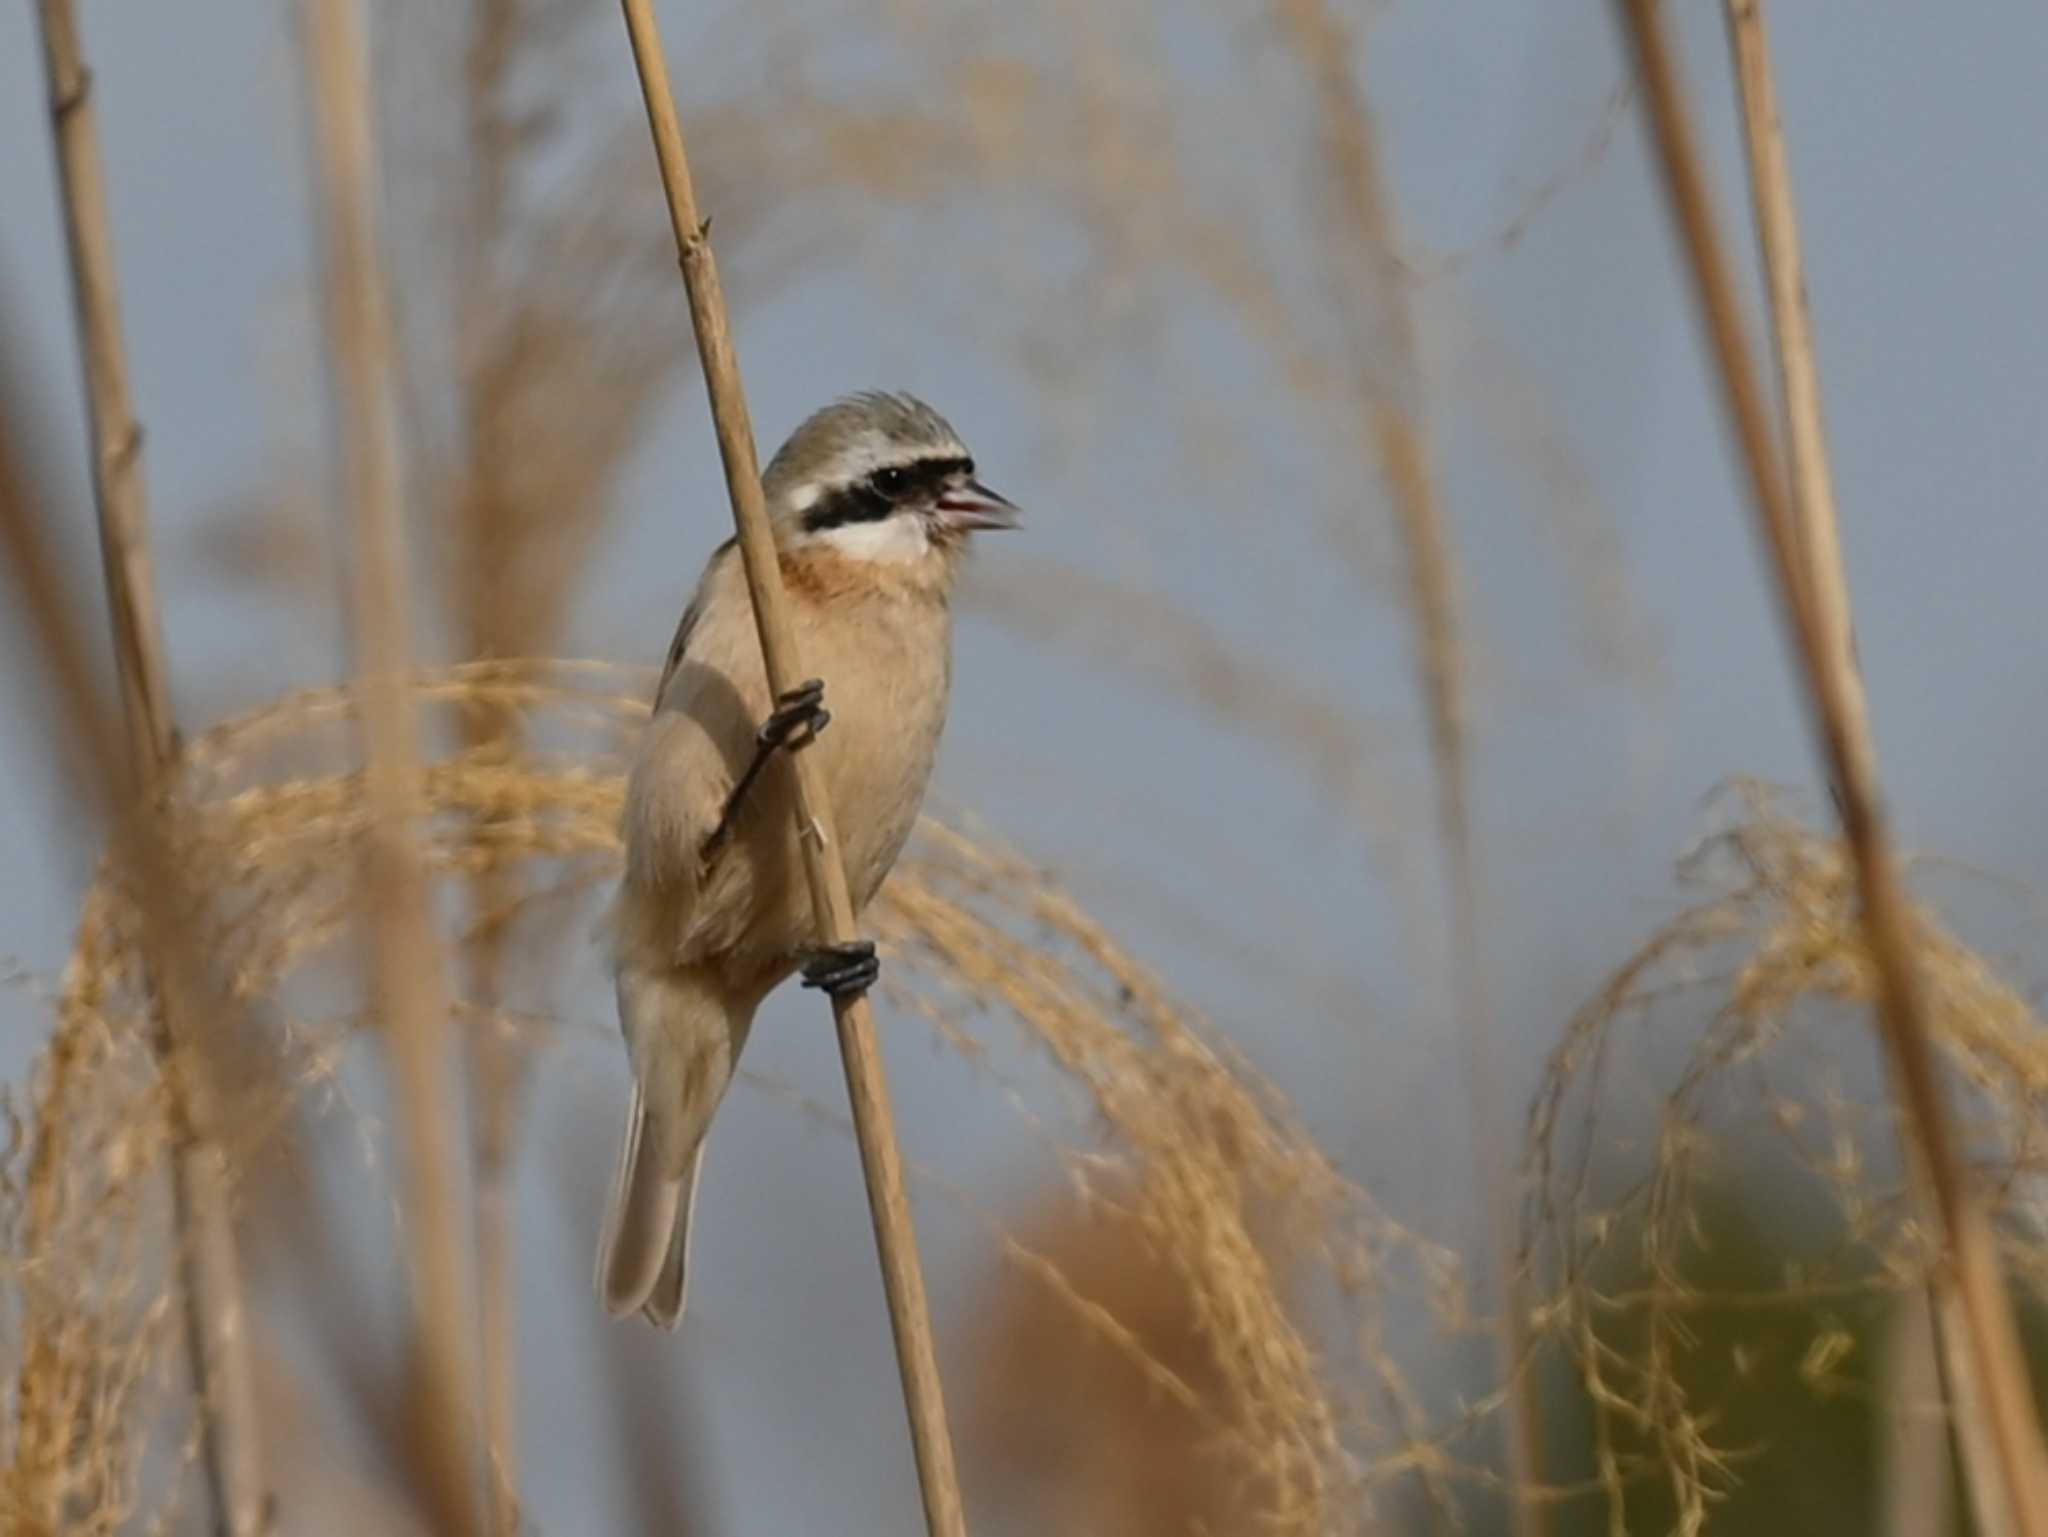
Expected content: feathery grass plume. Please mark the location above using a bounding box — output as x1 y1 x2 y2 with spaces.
0 659 1609 1534
34 673 2048 1534
1525 782 2048 1535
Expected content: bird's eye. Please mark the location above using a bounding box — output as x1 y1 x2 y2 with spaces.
874 466 909 495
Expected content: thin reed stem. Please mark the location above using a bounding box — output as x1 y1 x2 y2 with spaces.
455 12 530 1530
1720 6 2022 1529
0 298 265 1537
1718 0 1858 704
1934 1256 2022 1537
31 5 268 1532
299 1 485 1532
613 2 969 1532
1882 1292 1960 1537
472 1044 525 1537
1616 4 2048 1532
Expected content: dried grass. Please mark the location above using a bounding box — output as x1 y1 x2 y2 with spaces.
0 662 1472 1534
36 678 2043 1535
1525 782 2048 1535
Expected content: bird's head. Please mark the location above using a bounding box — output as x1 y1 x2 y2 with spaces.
763 392 1019 570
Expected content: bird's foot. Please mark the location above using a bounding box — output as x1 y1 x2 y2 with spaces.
800 940 878 999
701 680 831 860
758 678 829 751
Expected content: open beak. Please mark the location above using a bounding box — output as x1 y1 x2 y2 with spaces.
934 479 1021 532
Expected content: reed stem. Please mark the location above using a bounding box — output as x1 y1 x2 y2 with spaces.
1618 5 2048 1531
31 5 268 1531
299 0 486 1530
614 3 969 1532
1720 7 2033 1530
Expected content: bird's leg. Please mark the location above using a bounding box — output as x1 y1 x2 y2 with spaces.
700 678 829 860
799 940 878 999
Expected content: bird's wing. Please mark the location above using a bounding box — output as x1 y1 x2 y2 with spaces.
622 538 773 907
654 536 738 709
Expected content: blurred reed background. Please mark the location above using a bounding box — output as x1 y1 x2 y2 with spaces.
5 0 2048 1533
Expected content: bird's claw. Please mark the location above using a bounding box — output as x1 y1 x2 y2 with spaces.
800 940 878 999
759 678 829 751
701 681 832 861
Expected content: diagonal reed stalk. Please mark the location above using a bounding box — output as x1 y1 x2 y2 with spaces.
30 4 268 1532
1717 0 1851 650
1616 4 2048 1533
0 303 259 1533
299 0 485 1532
1720 7 2018 1532
613 2 968 1532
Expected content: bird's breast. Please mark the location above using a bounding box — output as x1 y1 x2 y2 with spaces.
809 603 951 911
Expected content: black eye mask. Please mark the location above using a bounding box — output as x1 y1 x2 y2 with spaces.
803 455 973 531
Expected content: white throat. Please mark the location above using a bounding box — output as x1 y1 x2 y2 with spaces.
807 513 932 563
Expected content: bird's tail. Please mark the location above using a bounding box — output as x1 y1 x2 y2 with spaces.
596 967 749 1327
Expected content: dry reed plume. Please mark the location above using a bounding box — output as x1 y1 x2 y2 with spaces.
0 661 1463 1533
1523 781 2048 1534
26 683 2048 1534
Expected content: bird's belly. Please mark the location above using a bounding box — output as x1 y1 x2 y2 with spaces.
838 684 944 900
715 691 941 976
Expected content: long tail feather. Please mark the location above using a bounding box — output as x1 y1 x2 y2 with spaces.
596 1085 686 1317
596 966 752 1328
640 1146 707 1328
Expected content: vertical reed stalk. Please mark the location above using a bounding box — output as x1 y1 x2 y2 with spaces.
1882 1292 1961 1537
1616 5 2048 1532
0 307 264 1536
1718 0 1856 693
613 3 969 1532
471 1007 524 1537
31 5 268 1532
299 1 485 1532
1720 7 2025 1529
456 14 528 1529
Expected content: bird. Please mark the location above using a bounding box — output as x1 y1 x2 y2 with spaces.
597 390 1019 1327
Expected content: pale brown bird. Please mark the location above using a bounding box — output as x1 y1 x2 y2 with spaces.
598 391 1018 1326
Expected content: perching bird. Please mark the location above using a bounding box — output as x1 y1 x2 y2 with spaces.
598 391 1018 1327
